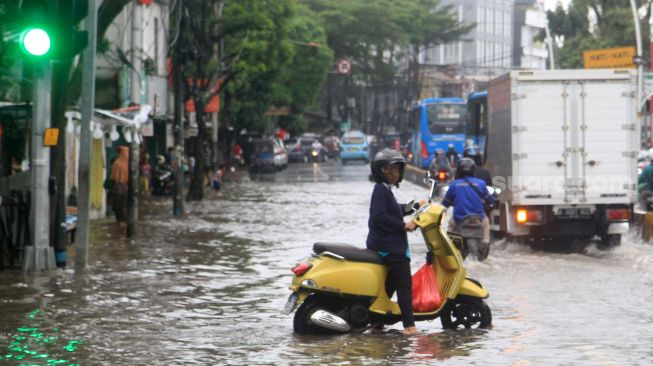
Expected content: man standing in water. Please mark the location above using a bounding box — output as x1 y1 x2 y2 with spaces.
109 146 130 230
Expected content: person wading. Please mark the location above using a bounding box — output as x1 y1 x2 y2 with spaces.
109 146 130 230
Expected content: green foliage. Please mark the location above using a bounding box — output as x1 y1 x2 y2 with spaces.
219 0 295 133
303 0 471 122
271 5 333 114
0 1 23 101
547 0 651 69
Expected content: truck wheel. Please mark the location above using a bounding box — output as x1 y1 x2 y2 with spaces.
598 234 621 250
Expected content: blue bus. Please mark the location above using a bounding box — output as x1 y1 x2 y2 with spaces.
410 97 467 169
466 91 488 159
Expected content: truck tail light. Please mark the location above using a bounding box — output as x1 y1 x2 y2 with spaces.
606 208 629 221
516 209 543 224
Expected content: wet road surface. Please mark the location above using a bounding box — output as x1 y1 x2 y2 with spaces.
1 161 652 365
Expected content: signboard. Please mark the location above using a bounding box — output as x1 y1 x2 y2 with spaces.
583 46 636 69
43 128 59 146
337 59 352 75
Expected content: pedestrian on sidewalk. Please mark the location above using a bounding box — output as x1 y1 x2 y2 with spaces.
140 153 152 194
109 146 129 229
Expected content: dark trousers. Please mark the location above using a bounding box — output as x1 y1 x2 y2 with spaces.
384 253 415 328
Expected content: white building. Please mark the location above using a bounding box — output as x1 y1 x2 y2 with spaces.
513 0 549 70
96 1 169 117
423 0 515 80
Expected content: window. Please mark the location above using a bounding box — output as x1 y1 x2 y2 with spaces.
426 104 466 135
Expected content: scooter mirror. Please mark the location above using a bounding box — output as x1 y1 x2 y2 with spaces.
424 170 434 184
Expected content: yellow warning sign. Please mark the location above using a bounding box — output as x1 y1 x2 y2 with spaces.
43 128 59 146
583 46 636 69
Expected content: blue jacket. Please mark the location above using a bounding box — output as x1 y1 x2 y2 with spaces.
366 183 409 256
442 177 494 222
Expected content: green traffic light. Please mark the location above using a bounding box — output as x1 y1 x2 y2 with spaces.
20 28 52 56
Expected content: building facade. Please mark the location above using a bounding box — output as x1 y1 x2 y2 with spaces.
512 0 549 70
423 0 515 81
96 0 169 117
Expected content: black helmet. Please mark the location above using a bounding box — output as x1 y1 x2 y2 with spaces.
371 148 406 186
456 157 476 178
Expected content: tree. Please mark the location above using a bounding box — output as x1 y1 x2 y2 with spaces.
547 0 652 69
269 4 333 134
304 0 470 133
180 0 298 200
397 0 473 118
0 2 21 101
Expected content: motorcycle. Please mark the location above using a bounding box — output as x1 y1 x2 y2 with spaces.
446 186 498 262
308 146 328 163
429 168 451 198
283 171 492 334
448 215 487 261
152 166 175 196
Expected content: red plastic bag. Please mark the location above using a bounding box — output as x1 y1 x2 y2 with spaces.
412 264 441 312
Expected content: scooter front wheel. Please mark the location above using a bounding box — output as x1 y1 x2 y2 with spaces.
441 297 492 330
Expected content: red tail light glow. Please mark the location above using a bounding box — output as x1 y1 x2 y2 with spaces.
291 262 312 276
437 170 448 181
421 141 428 159
606 208 629 221
516 209 543 224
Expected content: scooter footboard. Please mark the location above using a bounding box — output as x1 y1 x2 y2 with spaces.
458 278 489 299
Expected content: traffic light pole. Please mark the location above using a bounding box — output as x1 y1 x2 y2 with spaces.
23 62 56 271
76 0 98 270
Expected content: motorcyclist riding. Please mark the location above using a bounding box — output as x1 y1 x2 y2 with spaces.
445 143 459 167
429 148 452 181
441 158 494 251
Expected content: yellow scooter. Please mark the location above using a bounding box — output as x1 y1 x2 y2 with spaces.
283 173 491 334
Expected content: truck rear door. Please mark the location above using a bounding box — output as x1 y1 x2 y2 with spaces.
513 72 636 205
579 77 637 204
513 79 568 204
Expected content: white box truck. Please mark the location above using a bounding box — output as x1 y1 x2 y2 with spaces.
486 69 638 247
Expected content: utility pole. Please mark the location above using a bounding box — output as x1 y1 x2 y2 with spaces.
172 0 185 217
76 0 98 270
23 62 56 271
126 1 144 236
649 4 653 147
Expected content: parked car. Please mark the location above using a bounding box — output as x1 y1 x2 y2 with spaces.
340 131 370 164
249 138 280 173
285 139 304 163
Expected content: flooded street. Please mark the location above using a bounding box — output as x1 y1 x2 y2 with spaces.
1 162 653 365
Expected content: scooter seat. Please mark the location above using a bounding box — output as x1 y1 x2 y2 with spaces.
313 243 384 265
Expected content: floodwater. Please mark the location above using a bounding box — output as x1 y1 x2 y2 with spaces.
1 163 652 365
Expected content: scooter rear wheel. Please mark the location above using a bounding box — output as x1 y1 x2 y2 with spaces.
293 296 343 335
441 297 492 330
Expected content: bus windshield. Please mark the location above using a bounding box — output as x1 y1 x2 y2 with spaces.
426 104 466 135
